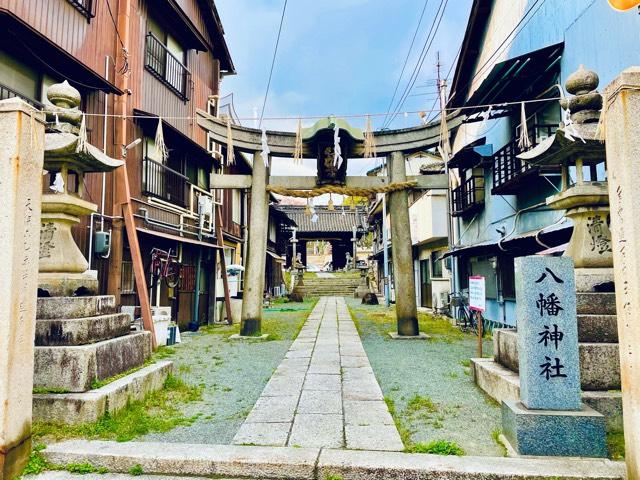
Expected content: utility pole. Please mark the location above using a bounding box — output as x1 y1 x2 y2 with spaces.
436 52 457 303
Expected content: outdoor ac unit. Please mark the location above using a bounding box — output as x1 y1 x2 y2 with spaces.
198 195 214 225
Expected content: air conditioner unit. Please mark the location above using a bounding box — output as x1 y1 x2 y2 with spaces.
198 194 214 226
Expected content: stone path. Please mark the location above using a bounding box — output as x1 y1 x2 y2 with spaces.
315 272 334 278
232 297 403 450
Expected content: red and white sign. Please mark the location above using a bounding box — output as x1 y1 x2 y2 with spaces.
468 276 486 312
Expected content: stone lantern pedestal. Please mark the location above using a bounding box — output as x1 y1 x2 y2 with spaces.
32 81 173 425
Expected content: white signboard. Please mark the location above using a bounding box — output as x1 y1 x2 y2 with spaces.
468 276 486 312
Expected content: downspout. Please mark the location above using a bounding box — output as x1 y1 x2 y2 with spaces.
101 55 109 231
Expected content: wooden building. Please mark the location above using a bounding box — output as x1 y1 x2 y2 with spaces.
0 0 264 329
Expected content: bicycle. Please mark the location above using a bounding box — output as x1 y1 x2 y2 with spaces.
149 248 181 289
448 292 478 335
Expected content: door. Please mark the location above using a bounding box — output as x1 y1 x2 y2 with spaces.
420 260 432 308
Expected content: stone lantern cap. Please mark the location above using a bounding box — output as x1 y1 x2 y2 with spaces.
43 80 123 173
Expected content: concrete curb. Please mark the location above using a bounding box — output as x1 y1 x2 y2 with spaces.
41 440 626 480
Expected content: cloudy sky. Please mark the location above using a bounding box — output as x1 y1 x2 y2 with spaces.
215 0 472 179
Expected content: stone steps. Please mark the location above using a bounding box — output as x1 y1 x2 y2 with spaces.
578 314 618 343
34 332 152 392
33 361 173 424
576 292 616 315
35 313 131 346
37 295 118 319
494 329 620 390
471 357 623 432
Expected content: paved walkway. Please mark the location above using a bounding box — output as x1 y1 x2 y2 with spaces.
233 297 403 450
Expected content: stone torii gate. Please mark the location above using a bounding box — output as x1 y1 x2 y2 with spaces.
197 111 460 337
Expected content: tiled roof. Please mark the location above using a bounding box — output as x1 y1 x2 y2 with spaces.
275 205 367 234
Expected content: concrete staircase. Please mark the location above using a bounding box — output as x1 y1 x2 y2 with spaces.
472 281 622 432
293 276 362 297
33 295 173 424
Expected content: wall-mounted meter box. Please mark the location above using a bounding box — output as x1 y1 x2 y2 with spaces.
94 231 111 255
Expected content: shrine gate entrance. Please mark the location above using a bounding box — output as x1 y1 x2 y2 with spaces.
197 112 460 337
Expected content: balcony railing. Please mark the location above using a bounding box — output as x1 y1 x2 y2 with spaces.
142 157 189 207
66 0 95 19
492 124 558 194
0 83 44 109
145 33 191 100
452 176 485 217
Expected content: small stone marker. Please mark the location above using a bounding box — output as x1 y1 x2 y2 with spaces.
502 255 606 457
515 256 581 411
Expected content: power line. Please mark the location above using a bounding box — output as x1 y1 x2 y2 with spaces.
259 0 288 128
383 0 449 129
381 0 431 127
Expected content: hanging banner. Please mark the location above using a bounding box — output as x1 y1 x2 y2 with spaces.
468 275 486 312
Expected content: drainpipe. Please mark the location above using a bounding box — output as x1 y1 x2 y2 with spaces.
101 55 109 231
189 213 204 332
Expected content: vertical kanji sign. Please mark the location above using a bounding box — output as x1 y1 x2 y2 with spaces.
515 256 582 411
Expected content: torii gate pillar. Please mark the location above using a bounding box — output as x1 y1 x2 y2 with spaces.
388 150 419 336
240 152 270 336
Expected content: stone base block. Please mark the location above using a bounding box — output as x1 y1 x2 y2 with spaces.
35 313 131 346
493 329 621 390
229 334 269 341
578 314 618 343
33 361 173 424
577 292 616 315
575 268 614 293
34 332 152 392
353 286 371 299
388 332 431 340
38 271 99 297
1 436 31 480
473 359 623 432
37 295 117 319
502 400 607 458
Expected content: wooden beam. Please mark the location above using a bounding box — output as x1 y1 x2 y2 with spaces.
211 174 252 189
211 174 449 191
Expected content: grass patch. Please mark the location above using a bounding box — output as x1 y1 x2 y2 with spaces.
33 375 202 443
407 440 465 456
349 302 464 342
492 428 507 456
607 431 625 459
19 444 109 478
129 464 144 475
32 387 70 394
406 395 438 414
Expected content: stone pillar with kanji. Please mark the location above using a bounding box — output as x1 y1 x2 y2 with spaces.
501 256 606 457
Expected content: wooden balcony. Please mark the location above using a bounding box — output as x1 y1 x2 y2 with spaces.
0 82 44 109
66 0 95 19
142 157 189 207
492 124 559 194
145 33 191 101
452 176 485 217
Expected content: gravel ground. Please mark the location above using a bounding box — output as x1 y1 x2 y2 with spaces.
141 299 317 445
345 297 504 457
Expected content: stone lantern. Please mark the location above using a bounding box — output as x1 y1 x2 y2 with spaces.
518 66 610 284
39 81 123 296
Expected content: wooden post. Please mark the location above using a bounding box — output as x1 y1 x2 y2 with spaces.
604 67 640 480
0 99 45 479
215 204 233 325
240 152 269 336
388 151 419 336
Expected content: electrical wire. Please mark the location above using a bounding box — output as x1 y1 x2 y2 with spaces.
381 0 431 127
384 0 449 129
259 0 288 128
